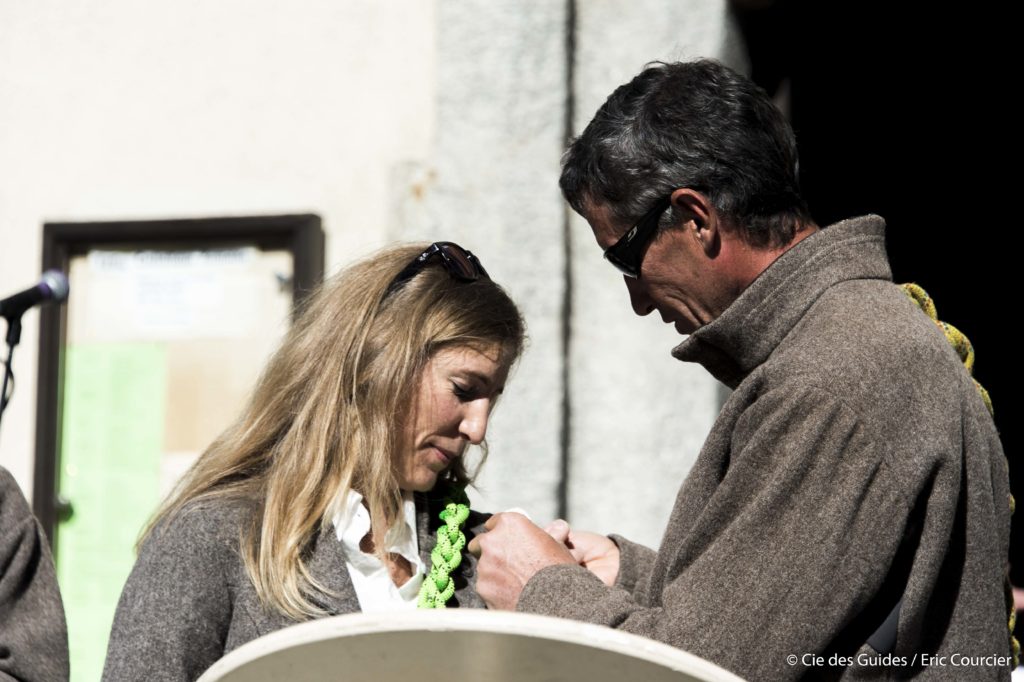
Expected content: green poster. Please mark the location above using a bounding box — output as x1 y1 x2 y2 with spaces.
56 343 166 682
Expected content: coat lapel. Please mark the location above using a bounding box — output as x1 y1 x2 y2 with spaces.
305 525 362 615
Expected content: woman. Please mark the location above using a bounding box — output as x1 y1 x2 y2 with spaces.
102 242 525 681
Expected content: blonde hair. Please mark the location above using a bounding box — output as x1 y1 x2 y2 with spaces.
141 243 525 619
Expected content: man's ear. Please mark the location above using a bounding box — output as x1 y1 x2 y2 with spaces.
670 188 719 256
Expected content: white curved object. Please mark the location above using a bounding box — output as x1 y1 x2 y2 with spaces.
198 610 746 682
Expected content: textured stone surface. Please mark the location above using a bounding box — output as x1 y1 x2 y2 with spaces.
393 0 569 522
567 0 746 546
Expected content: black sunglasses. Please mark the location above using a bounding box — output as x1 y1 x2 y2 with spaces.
384 241 490 299
604 195 672 278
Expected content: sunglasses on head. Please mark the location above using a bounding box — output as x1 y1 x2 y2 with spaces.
384 241 490 299
603 195 673 278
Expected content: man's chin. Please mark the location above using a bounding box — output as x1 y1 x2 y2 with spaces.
674 319 698 335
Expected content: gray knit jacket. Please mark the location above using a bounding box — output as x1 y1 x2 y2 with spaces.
0 466 69 682
102 492 486 681
517 216 1013 680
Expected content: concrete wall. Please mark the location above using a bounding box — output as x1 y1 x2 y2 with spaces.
566 1 746 545
393 0 570 523
1 0 742 547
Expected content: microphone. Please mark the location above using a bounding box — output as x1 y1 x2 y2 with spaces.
0 271 70 319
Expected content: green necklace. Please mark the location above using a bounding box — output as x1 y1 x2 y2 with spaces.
417 488 470 608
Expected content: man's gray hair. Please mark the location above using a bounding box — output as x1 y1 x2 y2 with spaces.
560 59 811 248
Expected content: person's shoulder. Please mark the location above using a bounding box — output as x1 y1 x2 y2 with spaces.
749 278 989 474
0 464 20 491
142 494 257 560
0 465 32 521
770 279 969 410
121 495 259 615
0 467 45 560
106 496 253 681
793 279 949 362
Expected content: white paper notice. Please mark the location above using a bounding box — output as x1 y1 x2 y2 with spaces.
81 248 268 341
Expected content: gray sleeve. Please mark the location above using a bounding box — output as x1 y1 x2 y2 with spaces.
517 386 914 679
607 534 657 595
0 468 70 682
102 504 238 682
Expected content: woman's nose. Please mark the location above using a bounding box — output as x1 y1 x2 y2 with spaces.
459 401 489 445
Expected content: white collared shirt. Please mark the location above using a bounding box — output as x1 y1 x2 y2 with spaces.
332 490 425 613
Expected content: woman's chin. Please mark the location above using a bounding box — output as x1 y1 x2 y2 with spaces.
399 472 439 493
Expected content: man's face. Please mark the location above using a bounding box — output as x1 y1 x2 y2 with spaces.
586 201 718 335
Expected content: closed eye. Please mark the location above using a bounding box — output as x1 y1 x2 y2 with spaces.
451 382 475 401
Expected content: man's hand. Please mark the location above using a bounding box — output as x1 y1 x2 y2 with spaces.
467 512 576 610
543 521 620 587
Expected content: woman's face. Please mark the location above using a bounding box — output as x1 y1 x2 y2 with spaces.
398 344 511 492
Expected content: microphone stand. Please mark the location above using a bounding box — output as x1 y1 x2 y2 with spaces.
0 314 22 434
0 271 68 437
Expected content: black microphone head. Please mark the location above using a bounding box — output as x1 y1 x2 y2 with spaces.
40 270 70 303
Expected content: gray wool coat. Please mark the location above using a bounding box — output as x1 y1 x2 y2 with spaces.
102 491 486 682
0 466 69 682
517 216 1013 680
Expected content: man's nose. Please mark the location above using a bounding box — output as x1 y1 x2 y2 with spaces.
624 276 654 316
459 401 489 445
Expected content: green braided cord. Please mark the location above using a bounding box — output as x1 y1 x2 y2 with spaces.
900 284 990 414
939 322 974 373
901 283 938 320
418 489 470 609
900 282 1017 666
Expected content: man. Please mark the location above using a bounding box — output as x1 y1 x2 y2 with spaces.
469 60 1013 680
